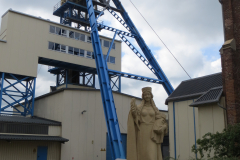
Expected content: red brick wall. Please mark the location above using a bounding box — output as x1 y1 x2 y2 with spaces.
221 0 240 124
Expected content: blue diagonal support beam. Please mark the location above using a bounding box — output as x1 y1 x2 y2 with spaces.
86 0 125 159
111 0 174 95
97 23 136 38
108 69 164 84
107 8 133 33
117 33 158 77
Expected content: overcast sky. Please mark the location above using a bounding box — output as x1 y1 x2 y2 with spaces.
0 0 224 110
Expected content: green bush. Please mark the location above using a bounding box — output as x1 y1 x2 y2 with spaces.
191 123 240 159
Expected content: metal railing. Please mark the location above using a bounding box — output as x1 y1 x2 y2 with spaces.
53 1 62 12
54 0 105 13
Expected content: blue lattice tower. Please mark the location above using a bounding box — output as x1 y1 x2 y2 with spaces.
0 72 36 116
53 0 174 159
48 67 96 89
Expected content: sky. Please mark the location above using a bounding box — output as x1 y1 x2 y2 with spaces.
0 0 224 110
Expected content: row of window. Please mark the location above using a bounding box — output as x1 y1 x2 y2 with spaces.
48 42 116 64
49 25 116 49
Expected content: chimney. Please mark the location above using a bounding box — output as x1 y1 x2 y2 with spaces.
220 0 240 125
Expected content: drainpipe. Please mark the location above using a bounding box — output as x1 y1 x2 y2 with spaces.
173 102 176 159
193 100 197 159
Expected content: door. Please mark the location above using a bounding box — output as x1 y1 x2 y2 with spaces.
37 146 48 160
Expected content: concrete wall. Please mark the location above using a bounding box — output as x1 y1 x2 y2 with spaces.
168 97 226 159
34 89 143 160
0 140 61 160
0 10 121 77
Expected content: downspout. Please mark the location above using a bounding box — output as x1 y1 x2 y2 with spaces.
173 102 176 159
217 102 226 110
193 100 197 159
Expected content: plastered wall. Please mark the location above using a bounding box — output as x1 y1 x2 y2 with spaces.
34 89 143 160
168 98 226 159
0 10 121 77
168 100 199 160
0 140 61 160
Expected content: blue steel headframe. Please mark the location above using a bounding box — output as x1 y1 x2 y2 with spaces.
86 0 125 159
0 73 36 116
110 0 174 95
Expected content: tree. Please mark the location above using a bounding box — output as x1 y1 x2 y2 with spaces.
192 123 240 158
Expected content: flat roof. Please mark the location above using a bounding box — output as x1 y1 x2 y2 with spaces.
2 9 122 43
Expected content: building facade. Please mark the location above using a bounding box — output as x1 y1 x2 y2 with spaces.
166 73 226 159
0 9 169 160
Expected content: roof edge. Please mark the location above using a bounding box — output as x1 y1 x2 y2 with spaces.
182 72 222 83
165 92 204 105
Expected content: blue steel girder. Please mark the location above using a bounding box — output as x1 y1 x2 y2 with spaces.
107 8 133 33
86 0 125 159
117 33 157 76
110 1 174 95
0 73 36 116
97 23 136 38
108 69 163 84
110 75 121 92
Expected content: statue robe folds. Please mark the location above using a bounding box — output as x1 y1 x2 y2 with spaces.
127 108 167 160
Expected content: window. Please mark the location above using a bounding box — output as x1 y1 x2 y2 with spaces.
92 52 95 59
74 48 79 56
86 51 92 58
75 32 80 40
48 42 54 50
68 46 74 54
104 55 110 62
104 40 110 48
50 26 55 34
100 39 102 46
56 27 61 35
62 29 67 37
110 56 115 64
61 45 66 53
80 34 85 41
55 43 60 51
69 31 74 39
112 43 115 49
80 49 85 57
87 36 92 43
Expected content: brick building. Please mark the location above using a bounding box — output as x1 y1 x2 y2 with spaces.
220 0 240 125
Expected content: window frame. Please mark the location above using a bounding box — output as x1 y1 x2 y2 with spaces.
48 41 55 50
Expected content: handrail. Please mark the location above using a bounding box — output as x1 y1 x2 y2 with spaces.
53 0 105 13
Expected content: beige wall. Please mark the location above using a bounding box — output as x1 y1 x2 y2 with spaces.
0 12 8 40
0 10 121 77
168 100 199 160
49 126 62 137
198 97 226 138
34 89 142 160
168 97 226 159
0 140 61 160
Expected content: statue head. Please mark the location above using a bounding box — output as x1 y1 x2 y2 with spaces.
142 87 153 102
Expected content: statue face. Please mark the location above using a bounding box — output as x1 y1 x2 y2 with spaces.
143 92 151 102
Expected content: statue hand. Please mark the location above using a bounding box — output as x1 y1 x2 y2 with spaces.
130 98 137 116
154 129 162 134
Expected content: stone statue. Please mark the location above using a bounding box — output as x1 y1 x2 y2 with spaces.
127 87 168 160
